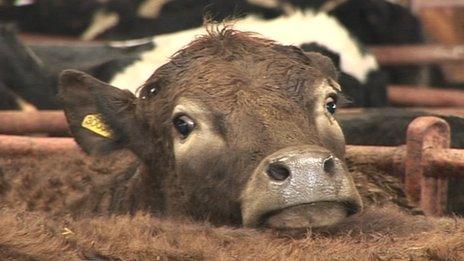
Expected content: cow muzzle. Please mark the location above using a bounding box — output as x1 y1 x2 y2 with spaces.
241 145 362 229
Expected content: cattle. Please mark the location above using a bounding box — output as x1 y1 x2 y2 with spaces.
55 28 363 230
0 24 57 110
0 0 424 108
1 0 422 45
0 11 386 110
1 205 464 259
0 81 19 110
107 11 385 107
289 0 425 85
0 0 110 36
95 0 424 86
1 28 464 255
0 24 150 110
1 147 464 259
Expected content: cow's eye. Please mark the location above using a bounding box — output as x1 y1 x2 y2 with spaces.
173 115 195 138
325 96 337 115
140 83 159 99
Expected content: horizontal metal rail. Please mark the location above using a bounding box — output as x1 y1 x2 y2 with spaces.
370 44 464 66
0 110 68 135
388 85 464 107
3 103 464 136
411 0 464 11
19 33 464 67
0 115 463 216
347 116 464 216
0 135 81 155
339 107 464 117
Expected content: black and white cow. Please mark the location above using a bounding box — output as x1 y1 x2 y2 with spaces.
102 11 386 107
0 24 57 110
98 0 423 87
0 1 423 46
91 0 420 85
0 9 386 109
0 0 423 106
6 0 427 108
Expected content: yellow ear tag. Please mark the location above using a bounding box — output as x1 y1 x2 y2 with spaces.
81 114 114 138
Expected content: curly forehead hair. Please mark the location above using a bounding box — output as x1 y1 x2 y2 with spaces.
139 25 338 97
176 25 337 76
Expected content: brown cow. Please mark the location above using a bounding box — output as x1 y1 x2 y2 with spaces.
59 27 362 230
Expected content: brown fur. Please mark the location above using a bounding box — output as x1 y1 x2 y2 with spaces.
0 151 408 217
58 27 349 226
0 150 462 259
1 205 463 260
4 28 461 258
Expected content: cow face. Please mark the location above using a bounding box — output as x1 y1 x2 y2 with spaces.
59 29 362 230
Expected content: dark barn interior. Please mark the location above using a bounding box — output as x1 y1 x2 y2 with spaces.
1 0 464 260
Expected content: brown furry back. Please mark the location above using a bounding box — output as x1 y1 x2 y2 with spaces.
0 148 414 218
1 151 461 259
1 206 463 260
0 151 138 216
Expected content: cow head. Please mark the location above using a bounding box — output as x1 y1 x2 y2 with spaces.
59 28 362 230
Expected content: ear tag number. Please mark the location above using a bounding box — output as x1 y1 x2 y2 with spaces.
81 114 114 138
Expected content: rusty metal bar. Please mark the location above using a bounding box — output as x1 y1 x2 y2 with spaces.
425 149 464 178
0 123 461 172
346 116 464 216
411 0 464 12
346 144 464 180
0 110 68 134
353 117 464 216
0 135 81 155
0 115 461 181
405 116 450 216
22 36 464 67
339 107 464 117
1 105 464 137
345 145 405 176
388 85 464 107
370 44 464 65
0 114 463 216
18 33 464 68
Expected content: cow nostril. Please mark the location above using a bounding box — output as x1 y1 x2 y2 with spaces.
323 156 336 175
266 163 290 181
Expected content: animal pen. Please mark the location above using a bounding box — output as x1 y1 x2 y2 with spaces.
2 38 464 216
1 1 464 260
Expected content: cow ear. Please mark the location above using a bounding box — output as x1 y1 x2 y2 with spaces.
304 51 340 81
300 43 340 81
59 69 149 158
